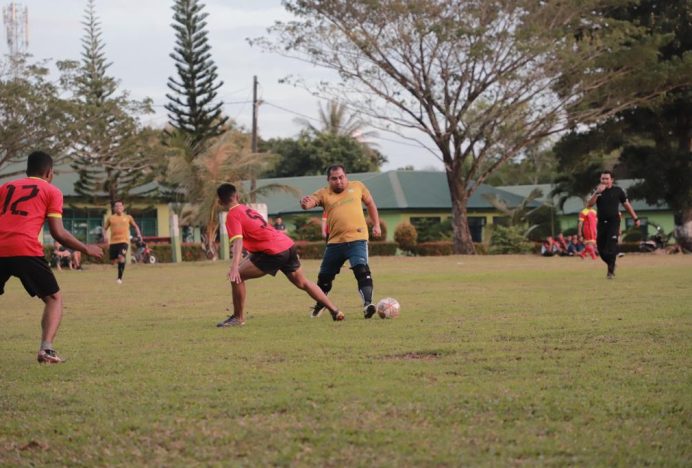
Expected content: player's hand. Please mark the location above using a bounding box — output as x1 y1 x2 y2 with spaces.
85 244 103 259
228 267 242 284
634 219 641 228
300 196 313 210
595 183 606 194
372 225 382 238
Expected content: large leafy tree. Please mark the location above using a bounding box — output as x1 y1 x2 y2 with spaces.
0 57 72 177
262 130 386 178
64 0 156 205
166 0 228 156
551 0 692 251
255 0 689 253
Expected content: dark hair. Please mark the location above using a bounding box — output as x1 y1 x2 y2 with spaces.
217 183 237 204
601 170 614 178
326 164 345 178
26 151 53 177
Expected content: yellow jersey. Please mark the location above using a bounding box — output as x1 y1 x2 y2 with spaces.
105 214 135 244
311 180 372 244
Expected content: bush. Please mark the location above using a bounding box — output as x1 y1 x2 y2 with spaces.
394 222 418 252
368 242 397 256
289 215 323 241
489 225 534 254
414 241 454 256
295 241 327 259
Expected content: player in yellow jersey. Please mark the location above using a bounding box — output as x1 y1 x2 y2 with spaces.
300 164 381 319
103 200 141 284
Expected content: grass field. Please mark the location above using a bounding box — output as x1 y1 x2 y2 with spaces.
1 254 691 466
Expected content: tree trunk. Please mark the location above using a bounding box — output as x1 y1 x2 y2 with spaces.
675 207 692 253
446 170 476 254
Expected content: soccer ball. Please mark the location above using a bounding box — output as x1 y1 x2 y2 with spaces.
376 297 400 319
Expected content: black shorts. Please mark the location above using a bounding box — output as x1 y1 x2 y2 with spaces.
249 246 301 276
109 243 129 260
0 256 60 298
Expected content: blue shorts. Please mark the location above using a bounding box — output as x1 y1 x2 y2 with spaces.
319 240 368 277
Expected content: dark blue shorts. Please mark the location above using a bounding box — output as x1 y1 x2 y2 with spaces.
319 240 369 277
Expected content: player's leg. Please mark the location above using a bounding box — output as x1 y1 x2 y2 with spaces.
218 255 265 327
12 257 65 363
310 244 343 318
116 243 128 283
39 291 63 357
282 247 343 321
347 241 376 318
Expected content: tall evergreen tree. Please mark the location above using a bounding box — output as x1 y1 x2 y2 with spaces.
67 0 154 205
166 0 228 157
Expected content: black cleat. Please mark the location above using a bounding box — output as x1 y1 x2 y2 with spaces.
363 303 377 319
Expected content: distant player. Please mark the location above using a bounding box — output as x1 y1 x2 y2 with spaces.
587 170 640 278
300 164 382 319
103 200 141 284
0 151 103 363
578 205 598 260
215 183 343 327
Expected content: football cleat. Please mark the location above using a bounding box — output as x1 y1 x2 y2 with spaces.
363 303 377 319
37 349 64 364
216 316 245 327
310 304 326 318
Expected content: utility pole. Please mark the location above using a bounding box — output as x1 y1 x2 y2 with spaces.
250 75 259 202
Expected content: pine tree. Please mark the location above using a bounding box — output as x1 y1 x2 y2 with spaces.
166 0 228 157
69 0 155 205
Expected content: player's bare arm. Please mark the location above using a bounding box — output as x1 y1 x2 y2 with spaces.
48 218 103 259
364 197 381 238
623 200 641 227
130 217 142 238
228 238 244 284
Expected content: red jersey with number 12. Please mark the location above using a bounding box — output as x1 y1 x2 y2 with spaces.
225 204 293 254
0 176 63 257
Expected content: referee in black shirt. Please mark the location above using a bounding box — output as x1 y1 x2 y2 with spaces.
587 170 641 279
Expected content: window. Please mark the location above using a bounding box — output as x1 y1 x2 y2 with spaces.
468 217 486 243
130 209 158 237
60 208 106 243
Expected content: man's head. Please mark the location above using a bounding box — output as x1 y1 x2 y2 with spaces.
113 201 124 215
217 183 239 208
326 164 348 194
600 170 614 187
26 151 54 181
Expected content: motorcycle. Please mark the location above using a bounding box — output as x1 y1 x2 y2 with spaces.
131 237 157 264
639 224 668 252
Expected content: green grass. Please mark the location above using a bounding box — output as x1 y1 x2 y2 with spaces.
1 254 690 466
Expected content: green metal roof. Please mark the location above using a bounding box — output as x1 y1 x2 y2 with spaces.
498 180 669 215
248 170 535 216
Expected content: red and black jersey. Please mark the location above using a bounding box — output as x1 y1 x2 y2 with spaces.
225 204 293 255
0 177 63 257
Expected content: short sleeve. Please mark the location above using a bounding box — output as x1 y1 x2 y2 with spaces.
225 211 243 241
46 185 63 218
619 188 627 204
311 188 325 207
359 182 372 202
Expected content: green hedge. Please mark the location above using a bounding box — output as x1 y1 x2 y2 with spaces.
411 241 488 256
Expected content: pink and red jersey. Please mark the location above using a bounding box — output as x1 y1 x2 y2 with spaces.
579 208 597 241
0 177 63 257
225 204 293 254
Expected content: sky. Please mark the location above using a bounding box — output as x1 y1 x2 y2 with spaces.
5 0 445 171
